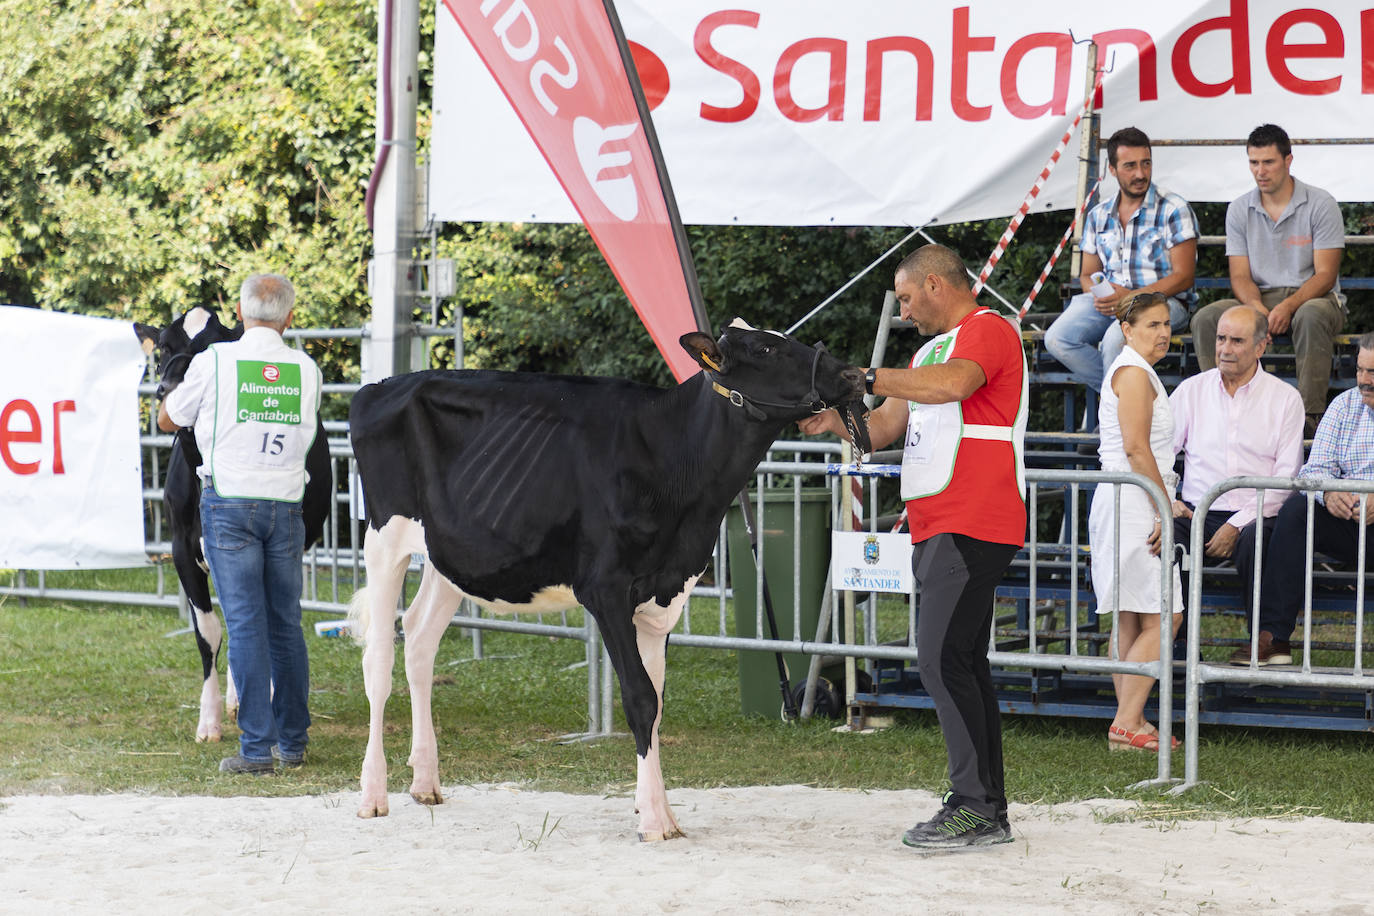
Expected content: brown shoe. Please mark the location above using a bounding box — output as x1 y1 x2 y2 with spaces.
1228 631 1293 666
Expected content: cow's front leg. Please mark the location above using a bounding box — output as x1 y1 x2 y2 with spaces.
629 581 693 842
175 528 224 742
358 591 396 817
189 605 224 742
401 566 463 806
356 540 413 817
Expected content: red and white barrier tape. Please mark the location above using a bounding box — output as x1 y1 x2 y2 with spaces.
1018 177 1102 318
972 64 1105 299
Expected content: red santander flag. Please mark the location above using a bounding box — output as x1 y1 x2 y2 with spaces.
442 0 708 381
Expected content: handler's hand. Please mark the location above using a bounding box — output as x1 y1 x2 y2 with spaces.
1205 522 1240 558
1172 500 1193 519
798 410 844 439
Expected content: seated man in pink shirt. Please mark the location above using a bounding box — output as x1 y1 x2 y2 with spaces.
1159 305 1304 624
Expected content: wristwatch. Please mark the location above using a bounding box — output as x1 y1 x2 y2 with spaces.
864 368 877 395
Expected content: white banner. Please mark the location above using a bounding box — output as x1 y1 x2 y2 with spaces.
433 1 1374 226
0 307 150 569
831 531 913 594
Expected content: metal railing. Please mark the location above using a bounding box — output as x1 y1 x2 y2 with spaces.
5 355 1369 786
824 465 1182 788
1174 476 1374 793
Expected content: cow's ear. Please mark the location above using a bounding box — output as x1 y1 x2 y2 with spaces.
680 332 724 372
133 323 161 357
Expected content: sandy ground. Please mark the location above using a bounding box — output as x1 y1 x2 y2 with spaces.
3 784 1372 915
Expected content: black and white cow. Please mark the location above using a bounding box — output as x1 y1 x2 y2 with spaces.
347 320 869 840
138 307 332 741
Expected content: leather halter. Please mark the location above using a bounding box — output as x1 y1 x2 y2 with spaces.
704 344 830 420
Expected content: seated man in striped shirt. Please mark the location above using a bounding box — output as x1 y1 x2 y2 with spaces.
1044 126 1199 396
1233 333 1374 665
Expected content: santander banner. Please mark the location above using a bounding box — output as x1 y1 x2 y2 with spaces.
0 308 149 569
439 0 705 381
432 1 1374 228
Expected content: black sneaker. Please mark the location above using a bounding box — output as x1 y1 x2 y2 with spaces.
218 754 273 775
902 803 1010 850
271 746 304 770
924 790 1012 836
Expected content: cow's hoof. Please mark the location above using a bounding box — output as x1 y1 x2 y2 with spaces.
194 728 222 743
410 789 444 806
357 801 390 819
637 826 687 843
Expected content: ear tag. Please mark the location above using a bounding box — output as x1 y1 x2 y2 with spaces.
701 353 722 372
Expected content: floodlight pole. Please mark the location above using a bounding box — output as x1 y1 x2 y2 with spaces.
365 0 421 383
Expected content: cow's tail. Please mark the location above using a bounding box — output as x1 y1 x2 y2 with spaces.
346 587 371 648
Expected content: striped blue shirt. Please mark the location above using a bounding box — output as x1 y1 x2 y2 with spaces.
1080 183 1199 308
1300 388 1374 497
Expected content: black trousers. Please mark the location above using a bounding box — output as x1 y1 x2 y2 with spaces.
1258 492 1369 641
912 532 1018 820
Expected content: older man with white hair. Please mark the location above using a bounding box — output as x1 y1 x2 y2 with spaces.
1233 333 1374 666
158 273 323 773
1159 305 1304 628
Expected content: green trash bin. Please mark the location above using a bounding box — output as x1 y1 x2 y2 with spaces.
726 488 832 718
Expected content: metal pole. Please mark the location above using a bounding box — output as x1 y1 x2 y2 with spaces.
1069 42 1100 280
364 0 419 384
599 0 709 334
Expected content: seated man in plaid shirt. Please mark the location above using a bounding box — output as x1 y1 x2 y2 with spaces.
1045 126 1199 397
1235 333 1374 666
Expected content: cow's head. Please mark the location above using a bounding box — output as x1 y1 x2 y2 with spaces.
681 319 870 453
141 306 242 399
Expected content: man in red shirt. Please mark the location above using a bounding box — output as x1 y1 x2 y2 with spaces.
802 243 1027 850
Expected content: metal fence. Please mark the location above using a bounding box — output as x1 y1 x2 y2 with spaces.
1174 476 1374 793
5 343 1370 789
821 465 1184 788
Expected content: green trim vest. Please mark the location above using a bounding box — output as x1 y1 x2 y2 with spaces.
900 309 1029 501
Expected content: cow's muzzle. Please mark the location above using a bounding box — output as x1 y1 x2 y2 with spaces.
156 352 194 400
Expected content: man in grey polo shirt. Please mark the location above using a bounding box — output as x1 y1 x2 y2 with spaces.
1191 123 1345 435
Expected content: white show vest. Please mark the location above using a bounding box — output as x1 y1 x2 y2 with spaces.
199 330 321 501
900 310 1029 501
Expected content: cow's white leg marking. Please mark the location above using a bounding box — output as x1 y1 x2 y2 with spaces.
401 563 464 806
192 606 224 742
631 576 695 842
356 517 424 819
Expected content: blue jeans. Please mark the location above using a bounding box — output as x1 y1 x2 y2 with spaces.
1044 292 1190 393
201 485 310 762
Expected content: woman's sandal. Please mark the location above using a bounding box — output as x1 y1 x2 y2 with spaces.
1107 724 1181 753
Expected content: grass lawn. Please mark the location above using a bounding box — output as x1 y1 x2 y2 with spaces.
1 589 1370 823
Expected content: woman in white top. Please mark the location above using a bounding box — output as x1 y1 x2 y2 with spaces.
1088 292 1185 753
